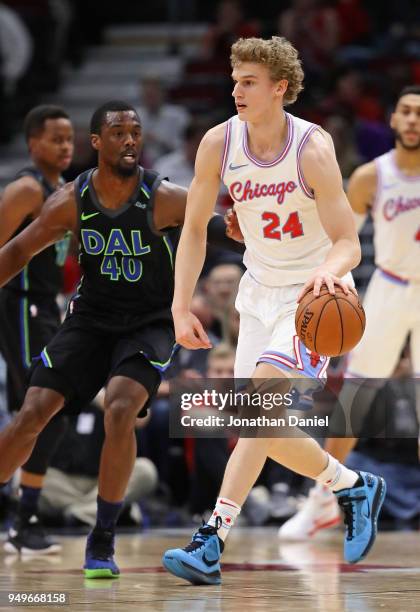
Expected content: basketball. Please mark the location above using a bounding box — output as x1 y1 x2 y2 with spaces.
295 285 366 356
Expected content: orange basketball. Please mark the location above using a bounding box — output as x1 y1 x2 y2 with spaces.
295 285 366 356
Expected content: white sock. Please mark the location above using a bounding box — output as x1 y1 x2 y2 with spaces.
207 497 241 541
316 454 359 492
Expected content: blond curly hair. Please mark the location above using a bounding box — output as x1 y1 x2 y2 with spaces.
230 36 304 106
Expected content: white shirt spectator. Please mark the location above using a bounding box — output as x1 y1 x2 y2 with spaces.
155 150 194 188
0 3 32 94
138 77 190 165
139 104 190 164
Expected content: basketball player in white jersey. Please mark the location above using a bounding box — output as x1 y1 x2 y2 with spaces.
162 37 386 584
279 85 420 541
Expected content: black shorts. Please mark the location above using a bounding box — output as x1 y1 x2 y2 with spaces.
0 289 60 411
29 311 176 416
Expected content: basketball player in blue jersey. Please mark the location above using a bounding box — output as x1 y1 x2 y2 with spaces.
162 36 386 585
0 100 242 578
278 85 420 540
0 105 74 554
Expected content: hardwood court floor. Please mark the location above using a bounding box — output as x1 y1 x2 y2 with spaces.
1 528 420 611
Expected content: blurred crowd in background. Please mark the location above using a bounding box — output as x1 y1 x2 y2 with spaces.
2 0 420 167
0 0 419 533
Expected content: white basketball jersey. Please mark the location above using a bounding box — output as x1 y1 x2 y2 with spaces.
372 150 420 281
221 112 331 287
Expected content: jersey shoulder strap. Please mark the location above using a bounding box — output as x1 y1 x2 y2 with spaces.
142 167 160 190
73 169 93 233
15 165 42 182
141 167 166 236
14 166 54 199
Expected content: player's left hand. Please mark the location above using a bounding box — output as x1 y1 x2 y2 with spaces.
297 268 358 302
224 208 244 243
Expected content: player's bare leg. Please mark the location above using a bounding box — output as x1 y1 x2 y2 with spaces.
0 387 64 482
163 363 386 583
324 437 358 463
99 376 149 501
279 381 379 540
83 375 149 579
217 364 330 506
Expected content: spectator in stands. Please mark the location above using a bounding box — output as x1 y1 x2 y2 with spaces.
188 343 236 516
140 278 241 513
203 263 243 338
138 76 190 165
175 290 220 379
277 0 339 78
320 69 393 161
155 118 209 188
0 3 32 142
336 0 370 46
201 0 260 71
139 277 235 511
0 3 32 96
346 350 420 529
221 301 240 348
321 69 383 123
6 0 72 92
323 114 361 179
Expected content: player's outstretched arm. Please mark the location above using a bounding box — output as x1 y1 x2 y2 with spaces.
0 182 77 288
0 176 45 248
298 128 361 299
171 123 225 350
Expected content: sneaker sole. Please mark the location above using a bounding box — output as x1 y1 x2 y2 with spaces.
162 555 221 585
3 541 62 555
84 568 120 579
348 476 387 564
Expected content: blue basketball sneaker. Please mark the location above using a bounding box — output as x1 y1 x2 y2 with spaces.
335 471 386 564
162 520 224 585
83 527 120 578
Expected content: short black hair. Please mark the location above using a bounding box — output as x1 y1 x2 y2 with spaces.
396 85 420 105
90 101 140 135
24 105 70 142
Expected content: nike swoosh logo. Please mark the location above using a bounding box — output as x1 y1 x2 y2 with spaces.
219 499 238 508
229 162 248 171
81 212 100 221
202 552 218 567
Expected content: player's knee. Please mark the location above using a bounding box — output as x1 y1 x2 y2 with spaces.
104 395 142 434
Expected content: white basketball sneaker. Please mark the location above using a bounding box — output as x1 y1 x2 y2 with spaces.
278 484 340 540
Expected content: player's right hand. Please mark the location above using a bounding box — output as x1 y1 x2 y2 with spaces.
224 208 244 243
173 310 212 350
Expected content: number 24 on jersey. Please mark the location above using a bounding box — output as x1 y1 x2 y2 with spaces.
262 211 304 240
